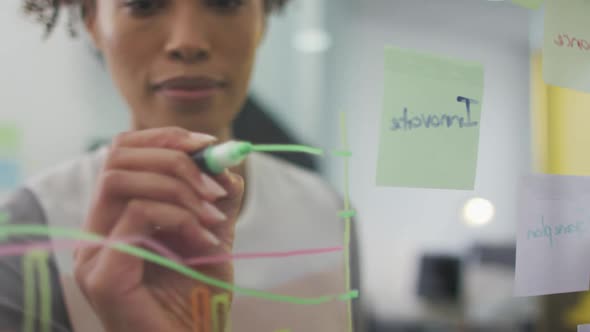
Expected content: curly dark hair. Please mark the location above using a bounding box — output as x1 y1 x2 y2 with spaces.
23 0 291 38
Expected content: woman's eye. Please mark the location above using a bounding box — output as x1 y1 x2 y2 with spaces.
123 0 164 16
205 0 245 10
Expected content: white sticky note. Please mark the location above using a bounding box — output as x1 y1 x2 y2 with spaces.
579 325 590 332
543 0 590 92
515 174 590 296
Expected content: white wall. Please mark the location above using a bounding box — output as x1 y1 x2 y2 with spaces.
323 0 534 322
0 0 129 192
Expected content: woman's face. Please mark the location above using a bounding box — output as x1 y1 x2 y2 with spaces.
85 0 266 135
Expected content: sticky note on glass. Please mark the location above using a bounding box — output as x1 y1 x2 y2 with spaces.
543 0 590 93
512 0 544 9
376 46 484 190
0 125 21 156
0 159 22 189
514 174 590 297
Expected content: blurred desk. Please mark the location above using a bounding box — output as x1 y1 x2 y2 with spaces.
367 318 535 332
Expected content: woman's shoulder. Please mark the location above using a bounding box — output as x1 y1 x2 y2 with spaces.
0 150 104 231
0 187 46 227
27 147 106 195
2 147 105 210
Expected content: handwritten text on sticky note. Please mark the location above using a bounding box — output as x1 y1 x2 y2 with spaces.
515 174 590 297
543 0 590 93
376 46 484 190
390 97 479 131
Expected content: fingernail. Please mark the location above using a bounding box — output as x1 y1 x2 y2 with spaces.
201 173 228 198
203 228 221 246
201 201 227 223
190 132 217 142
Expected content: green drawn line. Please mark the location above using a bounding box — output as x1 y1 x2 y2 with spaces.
0 225 358 305
23 251 36 332
0 212 8 241
332 150 353 157
0 212 9 224
37 251 52 332
251 144 324 156
339 210 356 219
23 250 51 332
339 289 359 301
211 293 231 332
339 112 354 332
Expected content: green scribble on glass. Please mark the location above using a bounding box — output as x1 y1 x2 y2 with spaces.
332 150 353 157
0 212 8 242
23 250 51 332
251 144 324 156
23 252 35 332
340 112 355 332
339 289 359 301
38 252 51 332
339 210 356 219
274 330 291 332
0 225 358 305
0 212 8 224
211 293 231 332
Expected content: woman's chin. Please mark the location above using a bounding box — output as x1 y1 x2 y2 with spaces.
149 112 229 135
164 98 215 113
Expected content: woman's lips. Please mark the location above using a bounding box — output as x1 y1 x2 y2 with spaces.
157 87 219 100
153 76 224 101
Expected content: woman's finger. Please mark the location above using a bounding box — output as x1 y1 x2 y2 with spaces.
86 170 227 237
213 170 245 219
112 127 216 152
214 170 245 201
77 199 219 308
105 147 227 201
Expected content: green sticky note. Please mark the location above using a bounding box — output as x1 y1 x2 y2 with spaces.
0 212 9 241
512 0 544 9
0 125 21 154
376 46 484 190
543 0 590 93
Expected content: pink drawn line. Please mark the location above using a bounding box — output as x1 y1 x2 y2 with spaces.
0 238 343 267
184 247 343 265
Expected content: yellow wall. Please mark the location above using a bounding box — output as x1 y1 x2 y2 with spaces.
531 51 548 173
532 51 590 175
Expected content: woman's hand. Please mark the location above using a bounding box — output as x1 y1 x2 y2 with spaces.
74 127 244 332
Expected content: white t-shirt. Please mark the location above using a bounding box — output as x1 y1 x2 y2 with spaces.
24 147 355 331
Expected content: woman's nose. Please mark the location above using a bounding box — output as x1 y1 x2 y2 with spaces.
165 11 211 63
168 46 210 62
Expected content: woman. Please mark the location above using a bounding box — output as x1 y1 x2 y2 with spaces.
0 0 363 331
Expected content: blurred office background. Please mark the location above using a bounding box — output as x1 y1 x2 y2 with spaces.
1 0 590 331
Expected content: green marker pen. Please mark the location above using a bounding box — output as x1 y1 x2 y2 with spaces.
191 140 253 175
